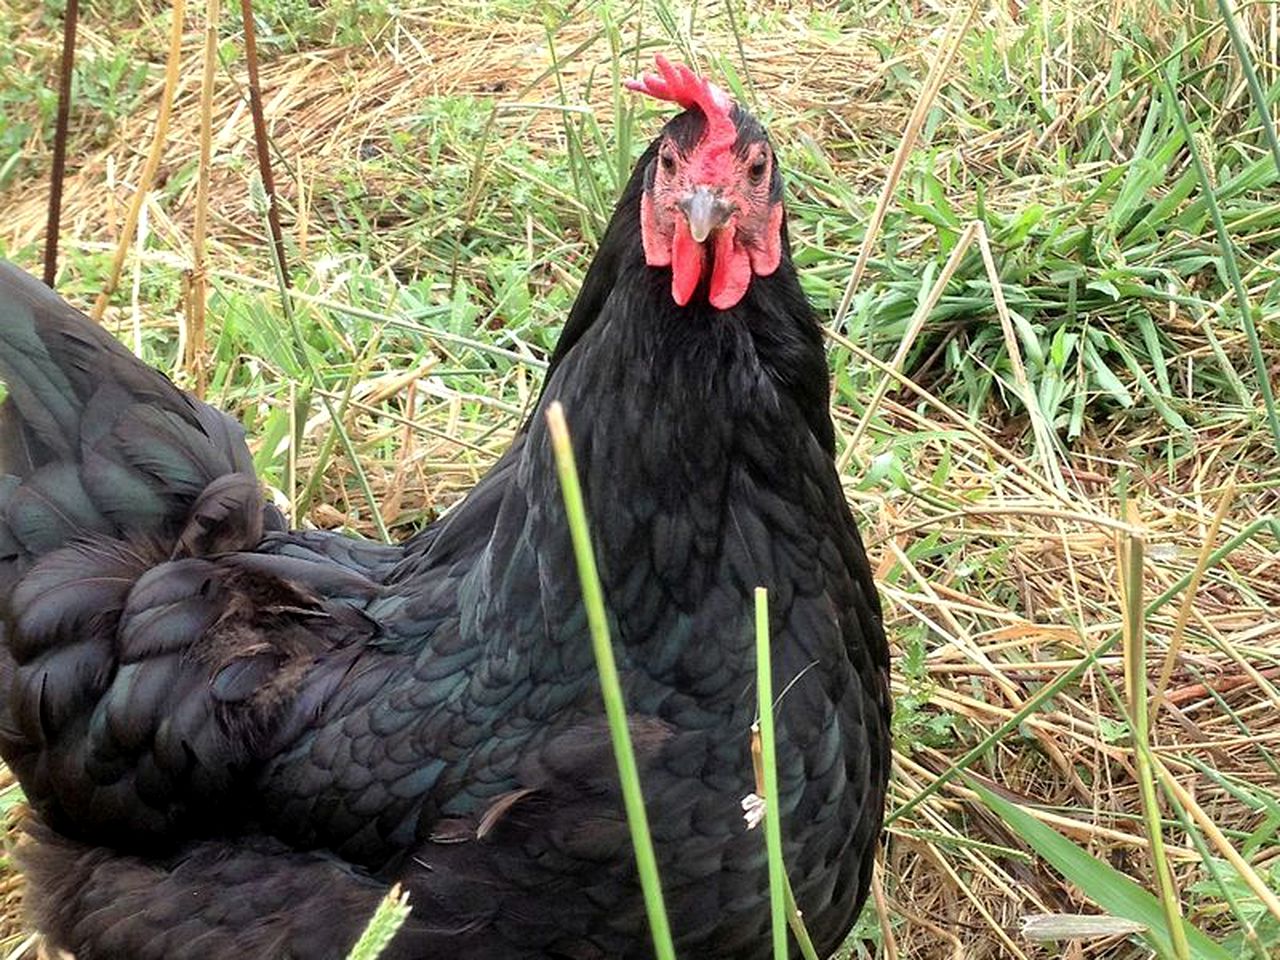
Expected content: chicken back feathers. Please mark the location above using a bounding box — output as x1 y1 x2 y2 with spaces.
0 61 890 960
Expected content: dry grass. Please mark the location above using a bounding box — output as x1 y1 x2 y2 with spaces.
1 0 1279 958
1 5 895 255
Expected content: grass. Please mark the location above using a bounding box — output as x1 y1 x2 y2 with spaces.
2 0 1280 957
547 400 678 960
344 884 412 960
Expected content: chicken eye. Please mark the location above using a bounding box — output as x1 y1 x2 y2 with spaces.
659 148 677 175
748 154 768 183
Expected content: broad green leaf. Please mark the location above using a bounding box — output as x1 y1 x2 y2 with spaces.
970 781 1231 960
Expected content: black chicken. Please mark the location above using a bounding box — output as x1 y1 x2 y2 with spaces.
0 57 890 959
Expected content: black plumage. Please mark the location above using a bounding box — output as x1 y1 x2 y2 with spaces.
0 82 890 959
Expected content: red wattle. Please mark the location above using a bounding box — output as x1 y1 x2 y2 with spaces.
670 219 705 306
709 226 751 310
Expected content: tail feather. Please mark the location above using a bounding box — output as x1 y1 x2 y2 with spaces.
0 263 292 842
0 261 262 570
0 265 192 462
4 462 116 555
0 265 437 954
9 538 139 657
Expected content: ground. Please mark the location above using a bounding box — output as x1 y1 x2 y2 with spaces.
1 0 1279 958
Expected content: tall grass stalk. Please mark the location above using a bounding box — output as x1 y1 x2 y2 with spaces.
90 0 186 320
750 590 821 960
1216 0 1280 172
1119 500 1191 960
1154 480 1237 706
238 0 291 286
545 401 677 960
1153 754 1280 927
753 588 788 960
43 0 78 288
189 0 221 395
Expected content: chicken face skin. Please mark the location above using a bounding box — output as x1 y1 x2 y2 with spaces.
631 60 785 311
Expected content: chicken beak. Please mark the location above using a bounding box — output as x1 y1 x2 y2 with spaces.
678 187 733 243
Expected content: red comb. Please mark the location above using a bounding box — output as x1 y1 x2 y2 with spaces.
625 55 737 157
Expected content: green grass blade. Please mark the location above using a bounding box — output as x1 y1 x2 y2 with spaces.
298 327 384 521
754 587 787 960
751 590 821 960
545 402 677 960
344 884 412 960
970 782 1231 960
781 878 820 960
250 174 391 541
1159 70 1280 454
1216 0 1280 174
